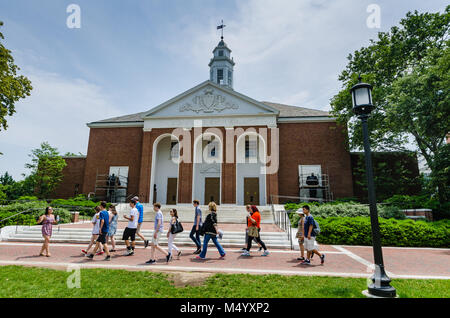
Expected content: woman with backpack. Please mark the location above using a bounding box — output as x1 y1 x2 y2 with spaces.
167 208 182 261
195 202 226 260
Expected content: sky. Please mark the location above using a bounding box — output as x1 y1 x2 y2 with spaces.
0 0 447 180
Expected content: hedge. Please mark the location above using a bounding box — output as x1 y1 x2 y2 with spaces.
0 202 71 227
50 196 112 216
314 217 450 248
287 202 404 227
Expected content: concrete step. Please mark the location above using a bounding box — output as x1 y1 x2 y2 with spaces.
116 204 274 224
2 225 291 249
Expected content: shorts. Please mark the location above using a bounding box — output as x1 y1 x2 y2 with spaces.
136 223 143 234
97 233 107 244
304 237 318 251
152 231 161 245
122 227 137 241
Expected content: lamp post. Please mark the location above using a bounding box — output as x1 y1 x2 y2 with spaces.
350 76 397 298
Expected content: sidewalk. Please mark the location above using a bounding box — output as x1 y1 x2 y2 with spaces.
0 242 448 280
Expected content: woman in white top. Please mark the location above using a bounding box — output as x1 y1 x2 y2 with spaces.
82 206 103 255
166 208 182 261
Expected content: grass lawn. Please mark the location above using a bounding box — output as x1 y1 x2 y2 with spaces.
0 265 448 298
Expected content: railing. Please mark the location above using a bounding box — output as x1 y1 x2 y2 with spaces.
271 205 293 250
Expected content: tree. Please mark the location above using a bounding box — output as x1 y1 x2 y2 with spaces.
0 21 33 131
25 142 67 199
0 171 14 185
330 7 450 203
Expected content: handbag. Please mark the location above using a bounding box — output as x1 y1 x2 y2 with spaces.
171 219 184 234
248 226 259 238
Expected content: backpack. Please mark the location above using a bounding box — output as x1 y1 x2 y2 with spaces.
313 219 321 235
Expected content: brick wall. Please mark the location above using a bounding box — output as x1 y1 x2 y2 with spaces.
277 122 353 199
82 127 143 199
52 157 86 199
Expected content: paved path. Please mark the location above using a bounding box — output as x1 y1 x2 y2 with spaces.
0 242 448 280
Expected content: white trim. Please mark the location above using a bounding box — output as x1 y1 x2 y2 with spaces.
192 132 223 205
277 117 336 123
87 122 144 128
149 134 180 205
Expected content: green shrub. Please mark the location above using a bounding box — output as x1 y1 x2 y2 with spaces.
315 217 450 248
286 202 405 227
0 201 71 227
50 197 111 216
384 195 450 220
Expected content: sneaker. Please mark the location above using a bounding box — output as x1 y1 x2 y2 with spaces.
110 249 116 252
104 255 111 261
241 251 250 256
241 248 247 251
300 259 311 265
320 254 325 264
193 248 201 255
81 249 87 254
297 257 305 261
166 253 172 262
125 249 134 256
219 254 226 259
96 251 104 256
144 240 149 248
258 247 263 252
86 254 94 259
146 259 156 264
261 250 270 257
195 255 205 260
177 251 182 257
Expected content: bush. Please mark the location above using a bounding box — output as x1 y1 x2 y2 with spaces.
384 195 450 220
50 197 112 216
315 217 450 248
0 201 71 227
287 202 405 227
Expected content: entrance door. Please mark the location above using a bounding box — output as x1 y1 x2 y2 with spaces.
166 178 178 205
244 178 260 205
204 178 220 205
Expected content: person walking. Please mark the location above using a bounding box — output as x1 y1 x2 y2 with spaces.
146 202 169 264
241 205 262 251
295 209 306 261
195 202 226 260
122 199 139 256
133 196 149 248
82 206 102 256
107 205 119 252
166 208 182 261
87 201 111 261
241 205 269 257
301 205 325 265
190 200 202 254
37 207 58 257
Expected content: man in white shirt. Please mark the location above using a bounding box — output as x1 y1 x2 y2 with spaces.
146 202 169 264
122 199 139 256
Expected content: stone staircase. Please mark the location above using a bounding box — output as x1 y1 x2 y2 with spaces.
1 225 292 249
116 204 274 224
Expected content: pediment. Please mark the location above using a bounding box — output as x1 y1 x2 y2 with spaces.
143 81 279 119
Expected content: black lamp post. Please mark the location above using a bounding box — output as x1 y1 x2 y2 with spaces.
350 76 397 298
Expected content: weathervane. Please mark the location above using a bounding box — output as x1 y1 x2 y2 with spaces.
217 20 226 39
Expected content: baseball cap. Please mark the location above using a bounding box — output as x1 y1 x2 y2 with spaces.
132 196 139 201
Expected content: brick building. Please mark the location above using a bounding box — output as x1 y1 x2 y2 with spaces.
54 38 354 205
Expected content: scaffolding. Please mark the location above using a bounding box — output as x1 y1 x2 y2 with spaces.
93 170 129 203
299 172 333 203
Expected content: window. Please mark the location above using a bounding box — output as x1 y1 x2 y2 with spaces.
228 70 232 86
170 141 179 159
245 138 257 159
217 69 224 84
218 50 224 56
207 141 218 158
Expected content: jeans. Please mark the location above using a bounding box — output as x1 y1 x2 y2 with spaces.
246 228 267 251
168 233 179 254
190 225 201 249
199 234 225 258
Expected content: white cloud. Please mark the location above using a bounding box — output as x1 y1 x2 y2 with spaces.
0 66 122 180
